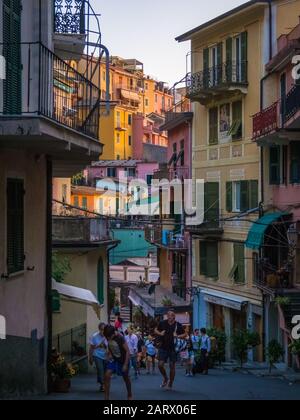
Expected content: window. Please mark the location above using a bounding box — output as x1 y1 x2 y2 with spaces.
226 180 258 213
145 83 148 90
117 155 120 160
168 98 171 109
128 135 132 146
82 197 88 210
204 182 219 223
7 178 24 275
209 107 218 144
62 184 67 203
226 32 247 82
128 114 132 125
107 168 117 178
270 146 281 185
155 94 158 103
229 243 245 284
290 142 300 184
147 175 153 186
73 196 79 207
126 168 136 177
200 241 219 278
116 111 121 128
116 133 120 144
102 71 106 82
145 98 149 107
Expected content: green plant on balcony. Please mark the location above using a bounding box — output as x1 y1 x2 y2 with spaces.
289 340 300 357
267 340 284 373
231 330 261 368
161 296 174 307
274 296 291 307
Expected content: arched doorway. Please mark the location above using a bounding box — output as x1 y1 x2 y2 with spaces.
97 258 104 305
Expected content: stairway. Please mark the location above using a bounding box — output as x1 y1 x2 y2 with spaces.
110 306 131 324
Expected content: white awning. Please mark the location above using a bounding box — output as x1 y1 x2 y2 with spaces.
52 279 103 317
201 288 249 311
129 289 155 318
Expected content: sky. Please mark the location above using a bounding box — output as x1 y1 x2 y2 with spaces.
90 0 248 87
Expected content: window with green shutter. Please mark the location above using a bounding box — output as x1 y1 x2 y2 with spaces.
226 37 233 82
204 182 219 224
52 290 61 313
7 178 24 275
269 146 281 185
226 181 233 213
229 243 245 284
241 31 248 82
200 241 219 278
249 180 259 209
230 101 243 140
209 107 218 144
82 196 88 209
3 0 22 114
290 142 300 184
226 180 258 213
203 48 210 88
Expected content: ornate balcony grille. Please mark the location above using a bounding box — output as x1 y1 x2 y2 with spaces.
54 0 85 34
252 101 279 140
284 84 300 123
187 61 248 97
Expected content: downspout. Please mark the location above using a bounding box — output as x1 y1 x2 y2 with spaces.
46 157 53 393
268 0 273 61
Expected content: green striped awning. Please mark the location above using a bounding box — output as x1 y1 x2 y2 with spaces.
245 212 289 250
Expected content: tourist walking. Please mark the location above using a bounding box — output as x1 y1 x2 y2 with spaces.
103 325 133 401
144 334 157 375
89 323 108 392
154 311 186 390
200 328 211 375
125 327 139 379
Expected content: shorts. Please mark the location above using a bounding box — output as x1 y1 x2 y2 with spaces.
147 353 156 361
105 360 129 377
158 349 177 363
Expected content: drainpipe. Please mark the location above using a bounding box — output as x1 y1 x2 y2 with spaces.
268 0 273 61
46 157 53 393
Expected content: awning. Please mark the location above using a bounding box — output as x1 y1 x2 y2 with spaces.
120 89 140 103
129 289 155 318
202 289 249 311
245 212 289 250
52 279 103 318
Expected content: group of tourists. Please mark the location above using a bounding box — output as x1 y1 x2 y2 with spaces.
89 310 211 400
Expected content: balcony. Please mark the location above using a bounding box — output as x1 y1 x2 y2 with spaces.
252 85 300 143
187 61 248 104
0 42 101 169
169 166 190 180
53 0 86 60
186 220 224 238
145 224 188 252
52 216 111 246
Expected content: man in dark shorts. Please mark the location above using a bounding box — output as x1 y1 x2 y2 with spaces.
154 311 186 390
103 325 133 400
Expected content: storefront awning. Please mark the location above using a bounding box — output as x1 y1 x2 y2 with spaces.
202 289 249 311
120 89 140 103
52 279 103 317
245 212 289 250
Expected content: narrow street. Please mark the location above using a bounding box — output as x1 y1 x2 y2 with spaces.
37 368 300 401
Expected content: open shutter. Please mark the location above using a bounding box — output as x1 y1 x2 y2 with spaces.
3 0 22 114
226 182 233 213
203 48 210 89
200 242 207 276
269 146 281 185
234 244 245 284
209 107 218 144
249 180 259 209
226 38 233 82
52 291 61 313
7 178 24 275
217 42 223 83
290 142 300 184
241 31 248 82
231 100 243 140
240 180 249 212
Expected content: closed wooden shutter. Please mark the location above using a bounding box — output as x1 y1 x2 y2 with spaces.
249 180 259 209
269 146 281 185
7 178 24 274
3 0 22 114
217 42 223 83
231 100 243 140
203 48 210 88
200 242 207 276
204 182 219 223
209 107 218 144
207 242 219 278
234 243 245 284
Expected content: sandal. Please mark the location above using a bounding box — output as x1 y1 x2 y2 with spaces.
160 379 168 388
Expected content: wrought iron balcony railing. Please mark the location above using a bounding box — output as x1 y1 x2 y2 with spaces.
54 0 85 35
0 42 100 140
145 224 188 251
252 84 300 140
187 61 248 97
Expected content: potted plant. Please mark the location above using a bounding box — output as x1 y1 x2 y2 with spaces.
266 340 284 373
289 340 300 369
50 350 77 393
274 296 291 307
161 296 174 307
207 328 227 367
231 330 261 368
